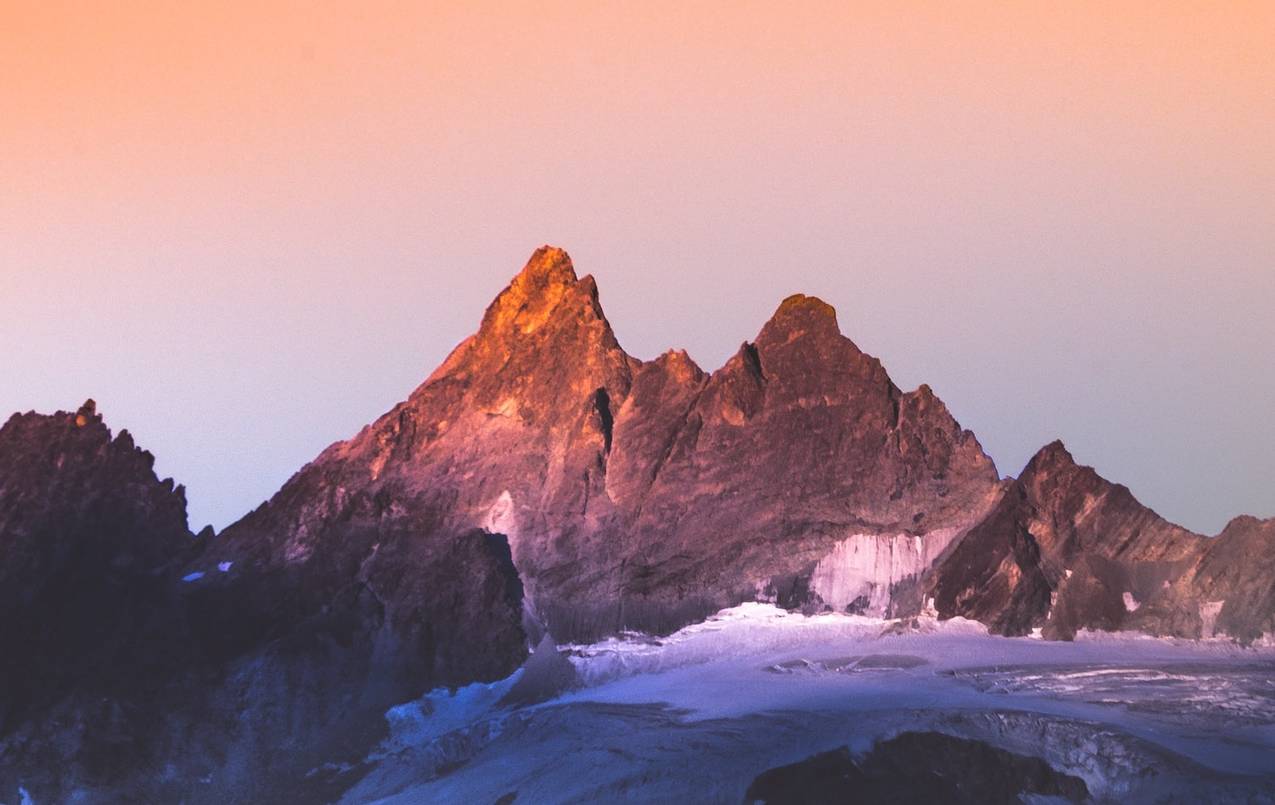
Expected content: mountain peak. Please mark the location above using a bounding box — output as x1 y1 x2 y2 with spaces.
1220 514 1270 535
419 246 632 397
756 293 844 346
773 293 838 325
479 246 585 338
653 348 705 384
74 398 100 427
517 245 577 286
1028 439 1075 469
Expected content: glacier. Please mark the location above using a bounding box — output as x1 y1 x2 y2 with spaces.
337 605 1275 803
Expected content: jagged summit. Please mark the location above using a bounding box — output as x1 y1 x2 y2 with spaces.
757 292 846 346
0 403 193 742
3 245 1274 801
420 247 632 399
482 246 581 332
1224 513 1272 531
74 398 98 426
0 401 191 541
652 348 705 382
1027 439 1075 469
521 244 576 282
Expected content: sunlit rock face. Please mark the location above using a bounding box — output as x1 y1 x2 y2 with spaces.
200 246 1002 643
928 441 1275 642
187 245 1275 650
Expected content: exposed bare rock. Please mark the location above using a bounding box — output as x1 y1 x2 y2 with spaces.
930 440 1274 642
198 247 1001 645
582 294 1001 632
1190 516 1275 642
1017 440 1203 569
1130 515 1275 643
930 442 1204 637
0 400 192 732
3 245 1271 801
744 731 1089 805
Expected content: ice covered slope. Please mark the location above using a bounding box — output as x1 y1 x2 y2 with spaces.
809 528 963 615
341 604 1275 804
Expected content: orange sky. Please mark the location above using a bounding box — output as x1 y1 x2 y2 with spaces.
2 2 1273 532
7 3 1273 207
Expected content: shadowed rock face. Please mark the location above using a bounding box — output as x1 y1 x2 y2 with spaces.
0 400 193 732
929 481 1052 636
1129 514 1275 643
929 441 1274 642
744 731 1089 805
0 403 526 802
931 440 1205 637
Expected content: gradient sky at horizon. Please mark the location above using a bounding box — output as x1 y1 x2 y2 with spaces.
2 2 1272 533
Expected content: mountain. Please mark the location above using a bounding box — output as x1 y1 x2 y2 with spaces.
1 246 1270 802
0 401 526 802
0 401 193 732
199 246 1003 643
1130 514 1275 643
928 440 1274 643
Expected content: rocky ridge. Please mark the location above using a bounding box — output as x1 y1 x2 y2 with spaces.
931 440 1273 642
1 246 1271 802
199 246 1004 642
0 400 193 733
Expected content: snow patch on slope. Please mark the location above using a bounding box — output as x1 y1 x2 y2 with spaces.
1201 600 1226 637
809 528 961 614
563 602 985 690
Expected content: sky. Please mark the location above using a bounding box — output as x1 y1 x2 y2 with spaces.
2 1 1271 534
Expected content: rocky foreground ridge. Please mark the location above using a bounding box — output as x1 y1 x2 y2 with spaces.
1 246 1271 801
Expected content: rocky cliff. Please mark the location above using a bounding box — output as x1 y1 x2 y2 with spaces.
0 401 192 733
197 246 1003 643
1128 513 1275 643
1 245 1271 802
184 245 1271 655
929 440 1274 643
0 402 526 802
